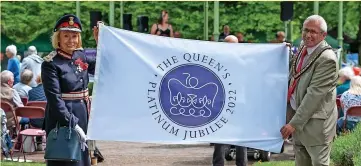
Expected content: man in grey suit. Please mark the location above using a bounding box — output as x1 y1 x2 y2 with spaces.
281 15 339 166
212 35 248 166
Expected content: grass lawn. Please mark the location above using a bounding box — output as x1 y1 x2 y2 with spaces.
253 161 336 166
0 161 46 166
252 161 294 166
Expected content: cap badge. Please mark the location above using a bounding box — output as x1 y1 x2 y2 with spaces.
69 17 74 26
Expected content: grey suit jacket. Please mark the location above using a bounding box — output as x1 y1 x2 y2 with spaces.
288 40 339 146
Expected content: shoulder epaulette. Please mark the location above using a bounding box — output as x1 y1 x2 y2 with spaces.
43 51 57 62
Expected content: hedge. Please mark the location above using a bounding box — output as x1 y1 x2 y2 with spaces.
331 123 361 166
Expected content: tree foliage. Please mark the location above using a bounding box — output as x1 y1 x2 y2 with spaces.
1 1 360 48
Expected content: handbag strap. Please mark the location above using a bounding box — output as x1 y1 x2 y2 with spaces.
52 114 74 140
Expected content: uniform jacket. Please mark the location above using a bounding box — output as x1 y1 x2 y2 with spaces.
41 49 96 135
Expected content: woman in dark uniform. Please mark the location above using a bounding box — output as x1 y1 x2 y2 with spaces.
41 14 99 166
150 10 174 37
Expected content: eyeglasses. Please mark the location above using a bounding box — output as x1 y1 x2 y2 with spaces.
302 28 323 35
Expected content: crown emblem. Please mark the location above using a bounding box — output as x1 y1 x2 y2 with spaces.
69 17 74 25
167 73 219 118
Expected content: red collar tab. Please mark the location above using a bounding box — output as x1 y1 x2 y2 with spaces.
57 49 72 59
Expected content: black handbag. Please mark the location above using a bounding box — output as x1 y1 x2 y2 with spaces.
44 116 82 162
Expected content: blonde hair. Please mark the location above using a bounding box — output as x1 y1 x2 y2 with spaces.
51 31 82 49
348 76 361 95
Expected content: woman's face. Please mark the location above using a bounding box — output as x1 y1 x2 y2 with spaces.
163 13 169 23
5 50 13 58
59 31 79 54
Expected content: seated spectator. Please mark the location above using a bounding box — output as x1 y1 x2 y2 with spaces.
13 69 33 98
236 32 246 43
1 71 44 151
174 31 182 38
28 75 46 101
26 75 46 151
0 70 24 108
1 108 13 158
270 31 285 43
337 66 354 96
337 76 361 133
0 70 24 128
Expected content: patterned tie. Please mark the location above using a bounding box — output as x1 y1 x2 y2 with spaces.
287 49 308 101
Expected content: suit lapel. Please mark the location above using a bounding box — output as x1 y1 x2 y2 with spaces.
302 40 327 69
292 40 331 79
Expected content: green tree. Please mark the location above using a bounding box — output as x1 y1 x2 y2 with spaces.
1 1 360 49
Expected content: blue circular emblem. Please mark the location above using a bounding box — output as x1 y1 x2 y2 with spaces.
159 64 225 128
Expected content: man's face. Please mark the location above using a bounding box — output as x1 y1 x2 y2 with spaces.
224 26 230 34
277 33 285 42
236 33 243 42
7 77 14 87
174 32 181 38
302 20 326 47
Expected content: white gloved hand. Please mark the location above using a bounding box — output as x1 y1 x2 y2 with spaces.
74 125 87 141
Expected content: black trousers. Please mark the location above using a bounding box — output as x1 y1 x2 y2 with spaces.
213 144 247 166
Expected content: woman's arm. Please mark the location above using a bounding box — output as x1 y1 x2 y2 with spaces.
41 61 79 127
169 24 174 37
150 24 157 35
88 24 102 73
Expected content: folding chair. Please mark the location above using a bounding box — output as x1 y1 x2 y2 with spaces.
20 97 28 106
14 106 45 162
336 98 342 118
0 101 19 161
0 101 19 138
336 98 341 109
343 106 361 131
26 101 46 109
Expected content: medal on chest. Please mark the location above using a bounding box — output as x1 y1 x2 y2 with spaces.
74 58 89 72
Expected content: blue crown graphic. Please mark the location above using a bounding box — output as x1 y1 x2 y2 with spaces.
167 73 219 118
